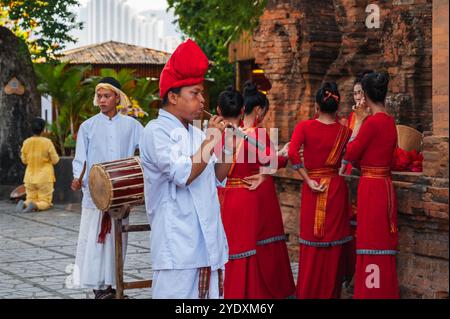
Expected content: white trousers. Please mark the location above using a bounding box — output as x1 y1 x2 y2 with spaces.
152 268 225 299
74 207 128 289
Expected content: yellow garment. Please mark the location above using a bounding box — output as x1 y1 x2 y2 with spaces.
24 182 54 211
21 136 60 183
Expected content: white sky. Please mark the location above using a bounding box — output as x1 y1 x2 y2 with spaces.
79 0 169 12
126 0 168 11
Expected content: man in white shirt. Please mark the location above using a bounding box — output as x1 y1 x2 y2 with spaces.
71 77 143 299
140 39 233 299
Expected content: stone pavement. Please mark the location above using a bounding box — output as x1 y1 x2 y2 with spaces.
0 200 299 299
0 200 153 299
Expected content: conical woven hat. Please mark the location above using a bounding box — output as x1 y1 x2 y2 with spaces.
396 125 423 152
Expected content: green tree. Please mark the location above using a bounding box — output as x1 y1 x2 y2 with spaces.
0 0 82 61
167 0 267 109
132 77 160 121
34 62 94 155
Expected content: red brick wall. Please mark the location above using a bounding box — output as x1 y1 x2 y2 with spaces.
423 134 449 178
432 0 449 137
424 0 449 179
253 0 433 140
253 1 342 142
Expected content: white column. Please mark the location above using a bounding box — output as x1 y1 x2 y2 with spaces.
41 96 53 124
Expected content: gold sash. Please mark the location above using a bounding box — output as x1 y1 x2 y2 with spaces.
309 126 351 238
361 166 397 234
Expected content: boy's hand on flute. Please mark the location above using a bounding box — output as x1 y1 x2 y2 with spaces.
207 115 226 131
206 115 229 143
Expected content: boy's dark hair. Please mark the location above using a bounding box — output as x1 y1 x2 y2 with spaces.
361 72 389 103
217 86 244 118
99 77 121 90
243 81 269 115
315 82 340 114
161 87 182 106
31 117 46 135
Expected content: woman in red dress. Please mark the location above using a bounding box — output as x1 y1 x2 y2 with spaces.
216 86 279 298
341 70 373 287
343 72 399 299
288 82 352 299
240 82 296 299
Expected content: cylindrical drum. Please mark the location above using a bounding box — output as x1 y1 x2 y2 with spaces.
88 156 144 211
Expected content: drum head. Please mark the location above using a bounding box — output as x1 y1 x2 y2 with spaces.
89 165 112 211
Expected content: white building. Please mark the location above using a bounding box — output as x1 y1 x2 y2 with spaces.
69 0 182 53
41 96 53 124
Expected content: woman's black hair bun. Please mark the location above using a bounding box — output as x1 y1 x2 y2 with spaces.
243 81 258 96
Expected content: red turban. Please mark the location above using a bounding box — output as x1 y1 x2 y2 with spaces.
159 39 209 98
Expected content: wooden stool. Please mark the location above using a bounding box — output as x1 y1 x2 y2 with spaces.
110 205 152 299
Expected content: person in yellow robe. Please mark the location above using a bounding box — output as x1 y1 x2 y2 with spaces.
16 117 60 212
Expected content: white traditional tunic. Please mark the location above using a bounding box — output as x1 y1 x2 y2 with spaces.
140 109 228 298
72 112 143 289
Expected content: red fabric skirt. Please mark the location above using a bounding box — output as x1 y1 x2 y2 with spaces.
354 175 399 299
356 177 398 250
256 178 287 239
299 175 351 242
255 178 295 298
256 241 296 298
296 244 346 299
219 186 261 299
353 254 399 299
224 255 264 299
218 187 258 257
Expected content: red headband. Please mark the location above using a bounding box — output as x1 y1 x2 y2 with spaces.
323 90 340 103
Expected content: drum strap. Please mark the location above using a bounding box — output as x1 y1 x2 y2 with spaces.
97 211 112 244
